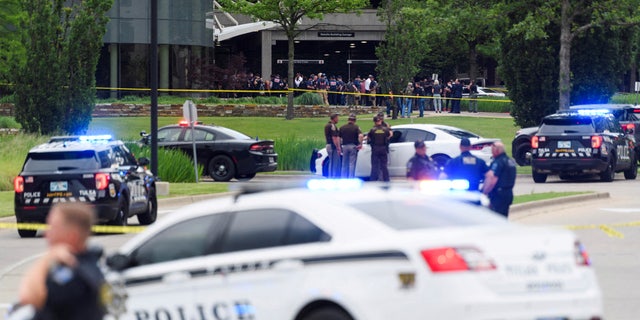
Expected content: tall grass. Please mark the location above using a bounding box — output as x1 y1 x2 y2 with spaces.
275 136 325 171
0 134 49 191
125 143 203 183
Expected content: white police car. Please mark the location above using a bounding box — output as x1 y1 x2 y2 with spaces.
105 180 602 320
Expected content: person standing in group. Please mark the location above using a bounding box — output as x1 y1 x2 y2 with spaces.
16 202 107 320
339 114 363 178
483 142 517 217
444 80 453 112
441 138 488 191
433 80 443 113
414 81 426 117
367 116 392 182
402 82 414 118
468 80 479 113
451 78 463 113
406 140 439 180
324 113 341 178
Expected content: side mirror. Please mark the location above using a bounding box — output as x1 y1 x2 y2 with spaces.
106 253 132 272
139 130 147 137
137 157 150 166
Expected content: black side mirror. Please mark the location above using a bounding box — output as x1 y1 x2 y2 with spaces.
106 253 132 272
140 130 147 137
137 157 150 166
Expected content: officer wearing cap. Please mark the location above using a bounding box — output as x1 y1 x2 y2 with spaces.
324 113 341 177
441 138 488 191
406 140 439 180
339 113 363 178
483 142 517 217
367 116 392 181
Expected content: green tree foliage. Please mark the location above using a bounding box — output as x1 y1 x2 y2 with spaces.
215 0 368 120
12 0 111 135
0 0 24 88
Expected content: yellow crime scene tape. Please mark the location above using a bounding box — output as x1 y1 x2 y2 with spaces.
0 222 146 234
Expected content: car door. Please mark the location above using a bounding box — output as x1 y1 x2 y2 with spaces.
388 128 434 176
112 145 147 212
182 127 218 166
192 208 331 319
606 118 632 168
115 213 230 319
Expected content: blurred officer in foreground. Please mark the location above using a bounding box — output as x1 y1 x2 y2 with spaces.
483 142 517 217
17 202 107 320
324 113 341 177
367 116 392 181
441 138 488 191
406 140 439 180
339 113 363 178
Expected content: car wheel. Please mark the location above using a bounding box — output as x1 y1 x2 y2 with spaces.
137 187 157 225
302 307 353 320
600 158 615 182
431 154 450 170
209 155 236 182
236 173 256 181
624 154 637 180
532 170 547 183
110 198 129 228
514 142 532 166
17 222 37 238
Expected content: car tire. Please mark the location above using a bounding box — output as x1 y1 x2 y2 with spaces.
110 198 129 228
209 155 236 182
514 142 532 166
236 173 256 181
624 154 637 180
532 170 547 183
302 307 353 320
600 158 615 182
137 187 157 225
17 222 37 238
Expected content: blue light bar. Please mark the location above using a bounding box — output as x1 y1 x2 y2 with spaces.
79 135 112 142
306 179 363 191
576 109 611 116
418 179 470 194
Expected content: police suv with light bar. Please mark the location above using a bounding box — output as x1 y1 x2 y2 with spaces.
104 179 602 320
531 111 637 183
14 135 157 238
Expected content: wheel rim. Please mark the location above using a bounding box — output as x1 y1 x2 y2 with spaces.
215 162 228 177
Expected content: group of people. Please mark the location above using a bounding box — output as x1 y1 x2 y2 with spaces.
324 111 516 217
295 73 380 107
396 78 480 117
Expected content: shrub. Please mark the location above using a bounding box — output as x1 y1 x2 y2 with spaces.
0 117 20 129
125 143 203 183
274 136 324 171
295 92 323 105
0 94 15 104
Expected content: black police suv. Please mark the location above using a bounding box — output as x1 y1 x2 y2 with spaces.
530 112 637 183
14 135 157 238
512 104 640 166
140 121 277 181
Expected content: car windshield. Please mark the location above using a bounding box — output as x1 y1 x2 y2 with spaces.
437 127 480 139
212 126 252 140
23 151 100 172
539 117 595 134
350 199 504 230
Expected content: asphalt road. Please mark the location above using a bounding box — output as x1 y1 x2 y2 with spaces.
1 172 639 319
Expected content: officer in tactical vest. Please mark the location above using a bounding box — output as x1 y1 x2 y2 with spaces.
367 116 392 181
441 138 488 191
483 142 517 217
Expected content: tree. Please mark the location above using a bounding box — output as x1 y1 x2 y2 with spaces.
507 0 640 110
215 0 368 120
0 0 24 89
12 0 111 135
375 0 428 118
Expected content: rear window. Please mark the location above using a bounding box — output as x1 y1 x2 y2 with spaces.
437 127 480 139
350 199 504 230
23 151 101 172
539 117 595 134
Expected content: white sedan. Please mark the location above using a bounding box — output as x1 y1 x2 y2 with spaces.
311 124 500 178
104 181 602 320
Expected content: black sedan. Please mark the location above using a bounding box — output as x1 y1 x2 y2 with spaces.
141 121 277 181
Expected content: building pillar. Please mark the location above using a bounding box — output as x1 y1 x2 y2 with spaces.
261 31 272 79
109 44 118 99
159 44 170 95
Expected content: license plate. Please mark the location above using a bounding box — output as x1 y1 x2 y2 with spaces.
269 157 274 163
50 181 68 192
557 141 571 148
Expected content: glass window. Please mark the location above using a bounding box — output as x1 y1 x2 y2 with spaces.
404 129 436 142
438 127 480 139
131 214 227 266
350 199 505 230
23 151 100 172
539 117 595 134
285 214 331 245
220 209 291 253
184 128 215 141
158 127 183 142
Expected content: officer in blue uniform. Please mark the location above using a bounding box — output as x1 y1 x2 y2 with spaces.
441 138 488 191
483 142 517 217
406 140 439 180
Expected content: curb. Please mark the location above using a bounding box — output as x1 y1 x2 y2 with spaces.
510 192 610 216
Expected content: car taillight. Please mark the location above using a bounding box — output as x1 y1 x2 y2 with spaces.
421 247 496 273
591 136 603 149
531 136 539 149
575 241 591 266
250 144 273 152
470 142 492 151
14 176 24 193
625 123 635 132
95 173 110 190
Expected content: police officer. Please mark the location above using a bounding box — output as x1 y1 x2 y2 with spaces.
339 113 363 178
483 142 517 217
17 202 107 320
441 138 488 191
324 113 341 178
367 116 392 181
406 140 439 180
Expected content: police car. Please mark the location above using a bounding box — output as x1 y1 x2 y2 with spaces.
14 135 157 238
105 180 602 320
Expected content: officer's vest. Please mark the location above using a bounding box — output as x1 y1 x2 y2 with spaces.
371 128 388 146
